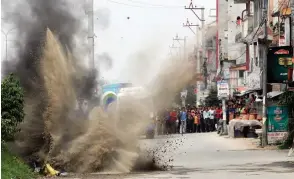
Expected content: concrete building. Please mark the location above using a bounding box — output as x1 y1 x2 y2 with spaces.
227 0 247 94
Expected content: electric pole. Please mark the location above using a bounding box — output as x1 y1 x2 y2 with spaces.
86 0 95 70
261 0 268 147
173 34 187 61
292 0 294 86
183 18 199 35
1 27 16 61
185 0 205 107
183 18 200 106
292 0 294 49
169 44 180 57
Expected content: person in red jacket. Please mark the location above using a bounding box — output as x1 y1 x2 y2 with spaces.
169 109 178 134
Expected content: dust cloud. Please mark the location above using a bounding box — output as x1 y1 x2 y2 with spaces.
14 29 195 173
3 0 196 174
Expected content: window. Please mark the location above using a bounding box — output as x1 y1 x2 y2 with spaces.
239 70 245 78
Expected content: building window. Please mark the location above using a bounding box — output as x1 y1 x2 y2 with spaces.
239 70 245 78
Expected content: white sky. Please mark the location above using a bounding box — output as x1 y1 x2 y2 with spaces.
1 0 216 83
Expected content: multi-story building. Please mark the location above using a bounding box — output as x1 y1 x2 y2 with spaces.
232 0 291 92
233 0 264 91
227 0 247 94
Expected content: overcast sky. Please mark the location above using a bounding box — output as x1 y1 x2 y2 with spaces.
1 0 216 83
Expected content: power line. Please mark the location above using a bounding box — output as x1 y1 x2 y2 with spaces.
107 0 183 8
126 0 182 8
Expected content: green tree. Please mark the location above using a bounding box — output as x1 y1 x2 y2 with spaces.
278 91 294 148
205 88 220 107
185 85 196 106
1 74 25 142
173 85 196 107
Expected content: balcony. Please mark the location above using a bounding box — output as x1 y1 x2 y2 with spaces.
235 16 254 43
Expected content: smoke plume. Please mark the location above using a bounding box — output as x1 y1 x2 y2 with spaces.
97 52 113 70
2 0 197 174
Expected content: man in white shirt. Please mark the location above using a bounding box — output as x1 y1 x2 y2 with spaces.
202 108 210 132
208 107 216 131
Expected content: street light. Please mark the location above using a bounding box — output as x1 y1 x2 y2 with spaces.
1 27 17 61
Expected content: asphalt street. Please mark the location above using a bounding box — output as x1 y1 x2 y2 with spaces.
55 132 294 179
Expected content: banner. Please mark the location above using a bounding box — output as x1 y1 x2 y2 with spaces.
217 80 229 98
267 105 289 144
267 46 293 83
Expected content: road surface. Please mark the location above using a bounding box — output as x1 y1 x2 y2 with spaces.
53 133 294 179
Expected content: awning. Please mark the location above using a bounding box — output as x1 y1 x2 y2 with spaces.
230 65 246 71
267 91 284 99
234 88 262 96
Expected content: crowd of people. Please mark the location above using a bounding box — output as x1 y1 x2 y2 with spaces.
156 94 261 135
156 105 223 135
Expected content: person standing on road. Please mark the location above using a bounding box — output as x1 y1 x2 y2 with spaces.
203 108 210 132
215 107 223 129
208 107 216 131
194 110 201 133
170 109 178 134
199 107 205 133
187 108 194 133
190 109 196 132
177 108 181 134
179 107 187 134
164 108 170 135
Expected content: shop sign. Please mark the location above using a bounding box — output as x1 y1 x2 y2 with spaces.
267 132 288 144
267 46 293 83
267 105 289 144
217 80 229 98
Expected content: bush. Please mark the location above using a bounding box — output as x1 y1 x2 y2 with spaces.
1 145 37 179
1 74 25 142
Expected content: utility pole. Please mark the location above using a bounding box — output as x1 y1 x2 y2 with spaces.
292 0 294 49
261 0 268 147
183 19 200 106
169 44 180 57
185 0 205 107
173 34 187 61
86 0 95 70
1 27 16 61
183 18 199 35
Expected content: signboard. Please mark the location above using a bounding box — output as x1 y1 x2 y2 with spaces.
267 132 288 144
267 105 289 144
267 46 293 83
217 80 229 98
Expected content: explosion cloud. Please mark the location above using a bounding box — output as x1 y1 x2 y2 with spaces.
2 0 197 174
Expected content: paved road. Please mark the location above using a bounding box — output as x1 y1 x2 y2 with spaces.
57 133 294 179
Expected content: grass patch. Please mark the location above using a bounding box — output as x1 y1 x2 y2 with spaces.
1 147 37 179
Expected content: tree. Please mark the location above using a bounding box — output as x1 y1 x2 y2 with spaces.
1 74 25 142
185 85 196 106
173 85 196 107
279 91 294 148
205 88 220 107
